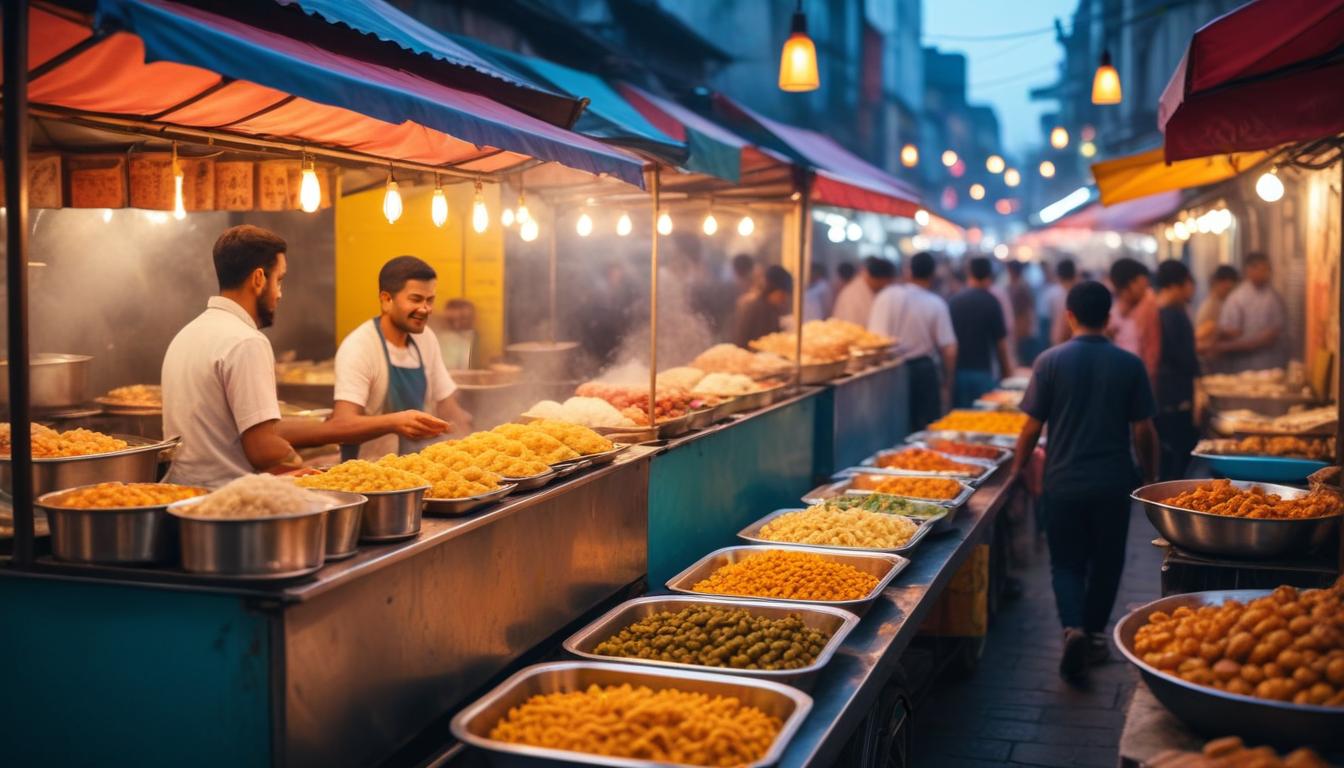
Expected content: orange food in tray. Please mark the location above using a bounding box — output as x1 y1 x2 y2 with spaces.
875 447 981 474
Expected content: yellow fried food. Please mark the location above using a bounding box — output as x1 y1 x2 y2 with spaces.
490 424 580 463
46 482 206 508
378 453 500 498
875 447 982 474
489 683 781 767
0 423 130 458
521 419 614 455
692 549 879 602
757 505 919 548
295 460 426 493
421 440 548 477
927 410 1028 436
1162 479 1343 520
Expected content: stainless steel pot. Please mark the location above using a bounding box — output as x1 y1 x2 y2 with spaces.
358 485 428 542
1 436 178 497
167 495 330 577
315 490 366 561
0 353 93 409
36 483 205 564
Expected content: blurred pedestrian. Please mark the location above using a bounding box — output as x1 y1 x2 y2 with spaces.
949 256 1012 406
1211 253 1287 372
832 256 895 326
1108 258 1160 380
835 261 857 289
869 252 957 430
1154 261 1200 480
802 263 833 321
730 265 793 347
1006 261 1038 363
1195 265 1240 357
1047 259 1079 346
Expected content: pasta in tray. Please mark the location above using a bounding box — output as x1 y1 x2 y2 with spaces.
756 504 919 548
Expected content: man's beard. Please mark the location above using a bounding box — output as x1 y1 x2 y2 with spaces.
393 312 428 334
257 297 276 329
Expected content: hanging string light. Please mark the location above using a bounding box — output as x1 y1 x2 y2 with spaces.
299 154 321 213
1003 168 1021 187
501 207 515 227
900 144 919 167
520 217 539 241
471 181 489 233
969 183 986 201
576 211 594 237
737 215 755 236
1091 50 1122 105
914 208 930 226
1049 126 1069 150
171 143 186 221
616 212 633 236
1038 160 1056 178
1079 141 1097 158
382 166 403 224
1255 168 1285 202
657 212 673 236
985 155 1005 174
702 210 719 236
777 0 819 92
941 150 958 167
515 189 530 225
430 174 449 228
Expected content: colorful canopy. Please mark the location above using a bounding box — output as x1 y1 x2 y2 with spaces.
1159 0 1344 161
618 83 744 182
1051 191 1183 232
1092 147 1270 206
26 0 645 186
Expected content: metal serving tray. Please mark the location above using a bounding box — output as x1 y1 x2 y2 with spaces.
579 442 631 467
423 483 517 517
499 467 557 492
665 544 908 615
812 473 975 509
906 439 1013 467
450 660 813 768
1115 590 1344 750
562 595 859 691
856 449 997 485
736 507 934 556
1131 478 1340 559
904 429 1018 449
799 358 849 385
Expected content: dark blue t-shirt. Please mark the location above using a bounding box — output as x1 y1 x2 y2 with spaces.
1020 334 1156 497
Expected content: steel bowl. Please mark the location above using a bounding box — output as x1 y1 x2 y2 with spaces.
1116 589 1344 750
0 353 93 409
450 660 813 768
167 494 332 578
563 595 859 691
1 436 179 497
36 482 206 564
357 485 429 542
1132 479 1341 559
313 490 366 561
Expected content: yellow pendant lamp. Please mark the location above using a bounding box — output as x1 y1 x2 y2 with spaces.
1092 50 1122 105
778 2 819 92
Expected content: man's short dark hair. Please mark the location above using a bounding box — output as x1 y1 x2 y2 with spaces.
1155 259 1193 290
213 225 286 290
968 256 993 282
1006 260 1024 278
837 262 857 282
1244 251 1270 269
1109 257 1150 291
732 253 756 279
379 255 436 295
811 263 829 280
763 264 793 295
1211 264 1240 284
865 256 897 281
1056 258 1076 281
1066 281 1112 329
909 252 935 281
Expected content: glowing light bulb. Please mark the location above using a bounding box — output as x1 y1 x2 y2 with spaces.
299 162 321 213
519 218 539 241
985 155 1005 174
515 201 530 225
576 212 593 237
429 187 448 228
845 221 862 241
1079 141 1097 158
827 225 845 243
101 208 113 223
1255 170 1284 202
914 209 930 226
1091 50 1122 105
702 212 718 235
501 207 515 227
900 144 919 167
777 9 819 92
1003 168 1021 187
657 212 672 236
382 178 403 223
1049 126 1069 149
616 212 633 236
1038 160 1056 178
969 183 986 201
941 150 958 167
737 215 755 236
471 186 488 233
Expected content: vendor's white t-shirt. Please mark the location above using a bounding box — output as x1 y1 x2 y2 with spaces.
334 320 457 459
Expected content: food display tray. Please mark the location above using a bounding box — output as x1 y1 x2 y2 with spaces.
423 484 516 517
450 660 813 768
1116 590 1344 750
736 507 934 556
656 412 695 438
904 429 1018 448
812 473 975 509
799 359 849 385
727 385 786 414
1189 452 1330 483
856 450 997 485
1131 478 1339 559
665 544 908 615
905 440 1012 467
799 487 957 533
591 424 660 443
562 595 859 691
499 467 557 492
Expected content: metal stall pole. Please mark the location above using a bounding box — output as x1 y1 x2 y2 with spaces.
4 0 34 566
548 208 558 344
1337 159 1343 570
792 175 812 390
648 168 660 428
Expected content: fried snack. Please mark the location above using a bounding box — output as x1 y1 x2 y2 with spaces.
927 410 1028 436
1148 737 1332 768
853 475 963 501
749 331 846 364
692 550 879 602
0 423 130 458
757 505 919 549
450 433 552 476
101 384 162 408
1132 583 1344 706
45 482 206 508
524 419 614 455
378 453 500 499
593 605 832 670
488 683 782 767
692 343 793 379
925 438 1004 460
295 460 426 493
875 447 982 474
1161 479 1343 520
489 424 581 463
1198 436 1334 461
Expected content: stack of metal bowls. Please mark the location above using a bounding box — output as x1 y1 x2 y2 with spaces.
356 484 430 542
312 490 367 560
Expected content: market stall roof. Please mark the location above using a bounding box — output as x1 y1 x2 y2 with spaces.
24 0 646 186
711 93 922 217
1092 146 1270 206
1051 190 1183 231
1158 0 1344 161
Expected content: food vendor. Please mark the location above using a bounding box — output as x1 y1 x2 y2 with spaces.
333 256 473 459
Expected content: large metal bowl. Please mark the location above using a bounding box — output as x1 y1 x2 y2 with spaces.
313 490 366 561
450 660 813 768
357 485 429 542
1 436 179 497
1115 589 1344 750
167 494 332 578
1131 479 1341 559
36 482 206 564
563 595 859 691
0 353 93 409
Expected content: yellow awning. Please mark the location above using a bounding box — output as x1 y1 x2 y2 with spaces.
1092 147 1269 207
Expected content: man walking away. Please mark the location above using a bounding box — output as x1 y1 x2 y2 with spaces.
1011 281 1159 686
1155 261 1200 480
870 252 957 430
949 256 1012 407
1213 252 1288 372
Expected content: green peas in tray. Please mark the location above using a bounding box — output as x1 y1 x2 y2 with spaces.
827 493 948 520
592 605 832 671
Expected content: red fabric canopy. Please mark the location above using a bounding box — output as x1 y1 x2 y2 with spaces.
1159 0 1344 161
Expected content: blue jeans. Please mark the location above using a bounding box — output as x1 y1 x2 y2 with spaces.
953 369 996 408
1043 492 1131 632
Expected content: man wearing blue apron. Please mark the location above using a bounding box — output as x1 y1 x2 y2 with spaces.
332 256 472 460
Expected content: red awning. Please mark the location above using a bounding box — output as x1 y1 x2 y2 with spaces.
1159 0 1344 161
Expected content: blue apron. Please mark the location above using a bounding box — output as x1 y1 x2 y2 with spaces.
339 318 429 460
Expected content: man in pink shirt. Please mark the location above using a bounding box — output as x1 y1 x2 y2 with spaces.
1107 258 1160 381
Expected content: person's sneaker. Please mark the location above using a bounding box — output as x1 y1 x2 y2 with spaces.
1087 633 1112 665
1059 628 1089 685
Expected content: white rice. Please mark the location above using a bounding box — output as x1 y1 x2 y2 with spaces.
180 474 324 520
527 396 635 428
